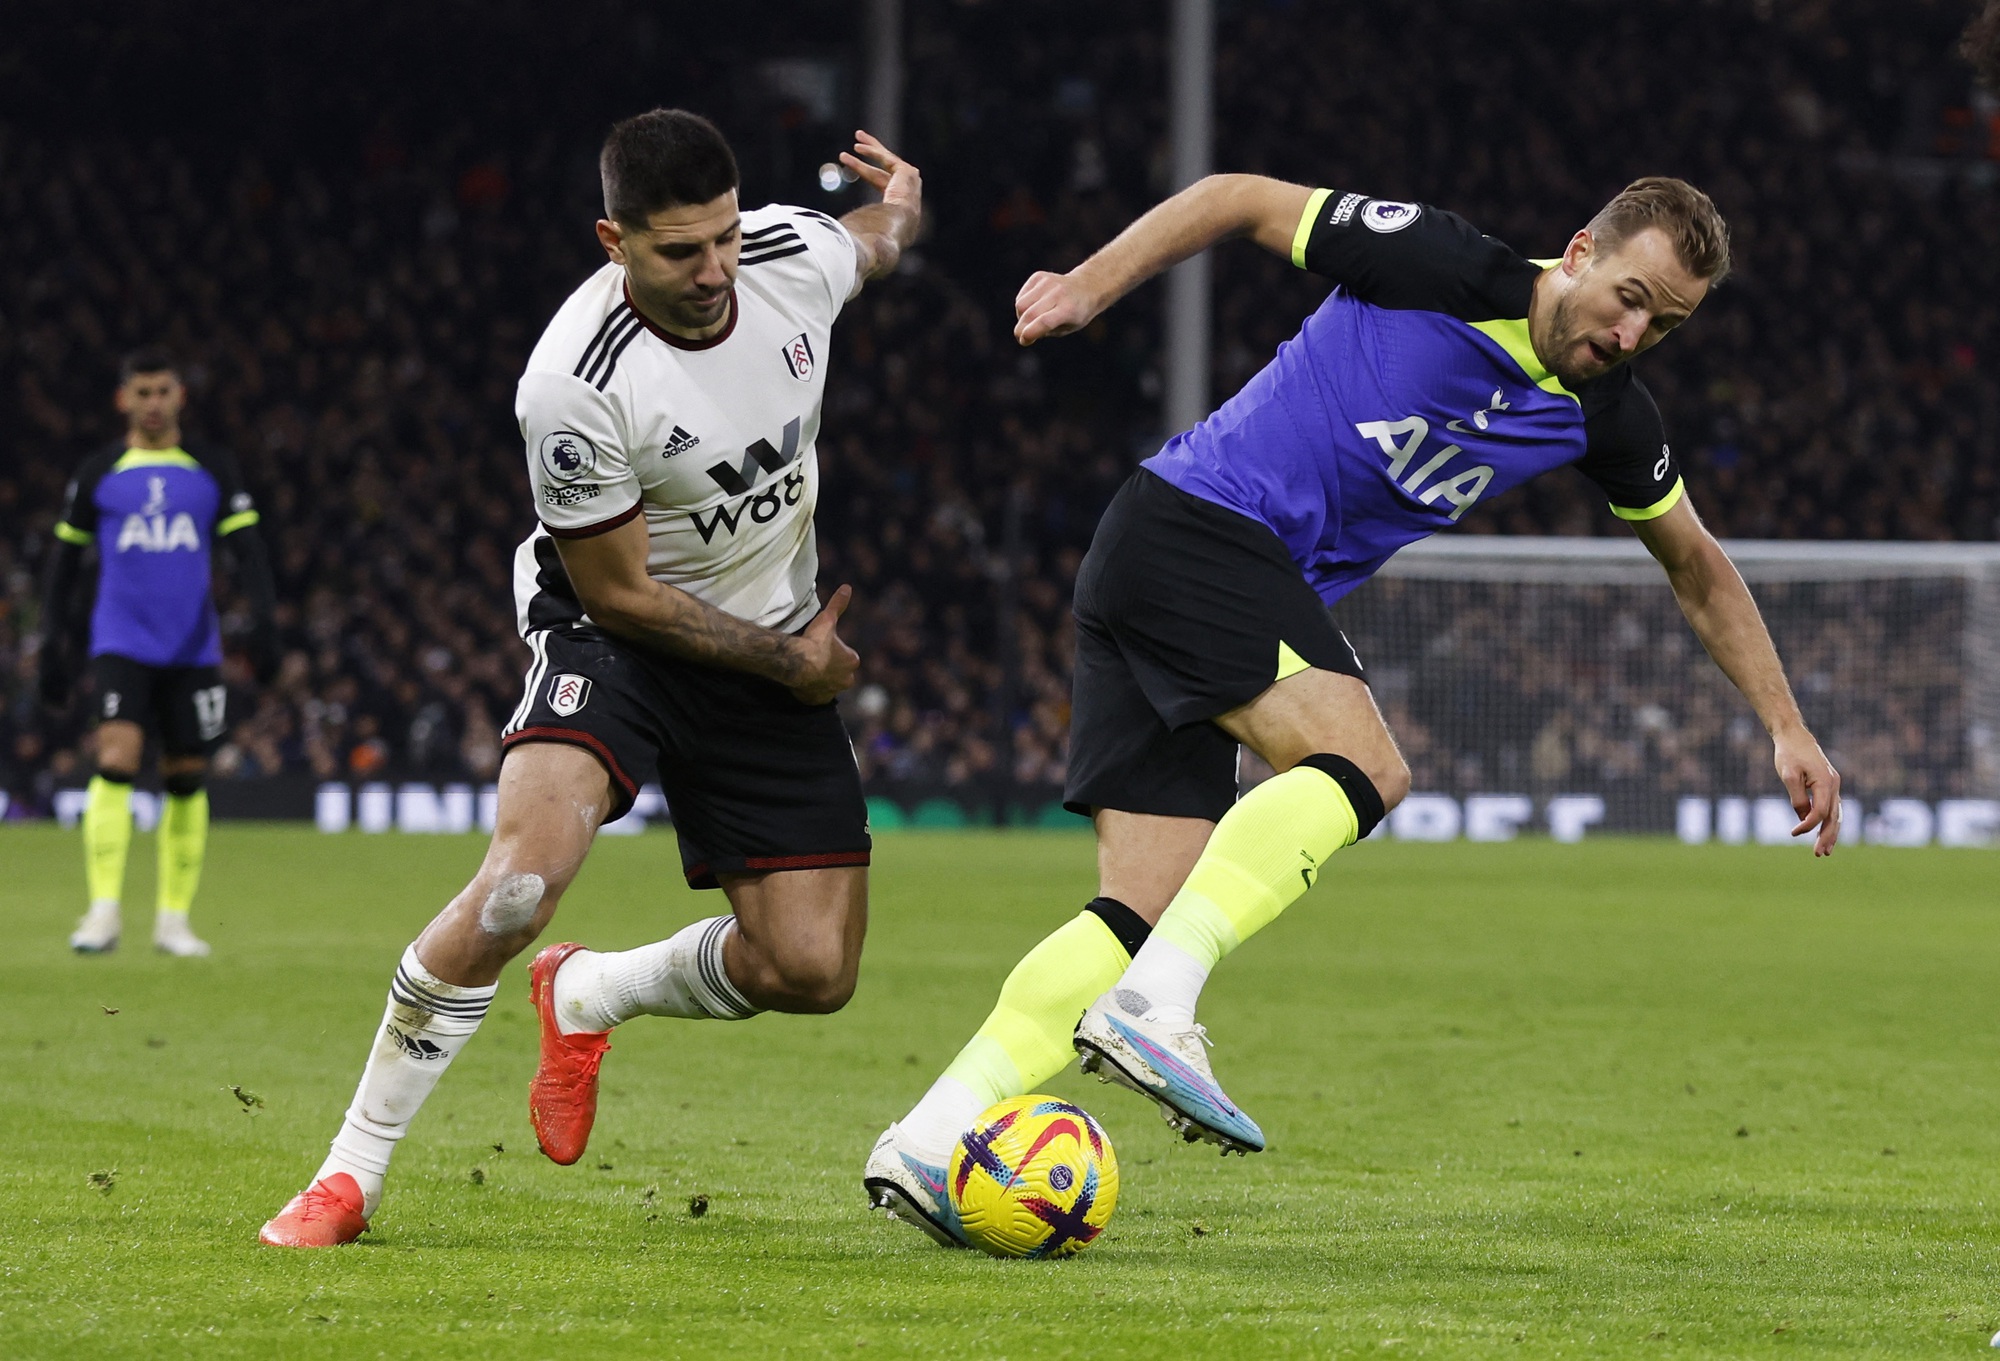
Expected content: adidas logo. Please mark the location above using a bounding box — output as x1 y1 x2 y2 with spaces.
661 426 701 459
387 1024 446 1060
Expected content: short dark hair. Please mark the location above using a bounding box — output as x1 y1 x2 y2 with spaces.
1965 0 2000 91
600 109 739 227
1586 176 1732 286
118 346 178 383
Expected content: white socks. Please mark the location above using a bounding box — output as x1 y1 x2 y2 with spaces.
315 945 494 1216
898 1075 986 1164
1111 935 1212 1029
551 915 760 1035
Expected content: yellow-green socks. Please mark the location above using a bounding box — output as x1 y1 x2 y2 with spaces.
82 774 134 907
157 789 209 916
899 900 1151 1159
944 910 1132 1102
1119 758 1383 1025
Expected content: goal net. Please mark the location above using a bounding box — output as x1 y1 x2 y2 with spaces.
1325 538 2000 848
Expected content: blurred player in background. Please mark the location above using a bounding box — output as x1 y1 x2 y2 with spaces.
36 348 278 957
866 174 1843 1245
261 110 921 1247
1966 0 2000 90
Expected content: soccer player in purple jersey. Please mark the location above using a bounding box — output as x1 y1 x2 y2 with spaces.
36 348 279 957
866 176 1841 1246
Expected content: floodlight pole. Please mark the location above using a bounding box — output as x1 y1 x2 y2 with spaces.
866 0 904 155
1164 0 1214 437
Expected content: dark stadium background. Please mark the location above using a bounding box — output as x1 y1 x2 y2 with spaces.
1 0 1993 823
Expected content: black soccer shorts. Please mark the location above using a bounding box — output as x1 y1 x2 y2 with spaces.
90 653 230 759
1064 468 1366 824
502 623 871 890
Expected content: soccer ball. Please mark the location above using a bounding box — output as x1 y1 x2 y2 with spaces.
947 1095 1119 1258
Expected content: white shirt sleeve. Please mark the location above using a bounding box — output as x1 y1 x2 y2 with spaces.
516 371 642 537
786 207 864 313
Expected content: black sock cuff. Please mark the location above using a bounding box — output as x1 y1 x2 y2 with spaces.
1296 754 1386 841
1084 896 1152 957
95 769 136 786
164 772 205 797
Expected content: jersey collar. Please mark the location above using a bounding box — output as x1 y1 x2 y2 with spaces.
113 446 199 471
623 282 738 352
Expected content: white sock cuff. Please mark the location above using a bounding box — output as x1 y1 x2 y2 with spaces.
393 944 496 1023
1116 935 1211 1025
689 917 759 1020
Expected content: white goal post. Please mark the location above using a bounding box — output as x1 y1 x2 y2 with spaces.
1321 537 2000 847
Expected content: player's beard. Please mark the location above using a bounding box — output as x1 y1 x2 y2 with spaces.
629 276 733 336
672 288 732 330
1542 290 1619 388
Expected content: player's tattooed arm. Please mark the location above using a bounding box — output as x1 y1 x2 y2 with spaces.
1015 175 1313 346
1633 498 1842 856
554 515 859 705
838 130 922 283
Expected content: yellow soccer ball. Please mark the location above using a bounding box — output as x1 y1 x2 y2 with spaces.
947 1095 1119 1259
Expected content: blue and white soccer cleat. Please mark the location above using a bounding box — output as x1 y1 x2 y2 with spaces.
1074 989 1266 1155
862 1123 969 1248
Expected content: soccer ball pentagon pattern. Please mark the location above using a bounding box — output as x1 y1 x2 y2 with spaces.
947 1096 1119 1258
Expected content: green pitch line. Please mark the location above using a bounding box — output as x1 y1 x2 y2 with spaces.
1 825 1997 1358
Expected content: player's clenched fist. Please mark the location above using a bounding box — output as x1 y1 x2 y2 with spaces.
1014 270 1103 347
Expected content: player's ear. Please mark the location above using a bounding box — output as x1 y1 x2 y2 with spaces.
1562 229 1594 275
595 218 626 264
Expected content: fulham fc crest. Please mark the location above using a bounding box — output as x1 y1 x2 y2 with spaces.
781 332 814 381
547 673 592 717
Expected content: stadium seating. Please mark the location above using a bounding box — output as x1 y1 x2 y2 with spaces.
1 0 1993 814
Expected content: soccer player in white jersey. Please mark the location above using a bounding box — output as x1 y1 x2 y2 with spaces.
261 109 920 1247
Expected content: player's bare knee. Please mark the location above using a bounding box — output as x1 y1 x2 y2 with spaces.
788 966 856 1015
1374 756 1411 812
478 872 547 938
759 949 855 1014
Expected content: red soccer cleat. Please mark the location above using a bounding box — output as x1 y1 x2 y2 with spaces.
528 942 611 1166
258 1173 369 1247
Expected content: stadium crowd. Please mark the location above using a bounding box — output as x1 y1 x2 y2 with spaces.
2 0 1994 815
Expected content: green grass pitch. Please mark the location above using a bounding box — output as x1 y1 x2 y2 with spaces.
2 824 1998 1358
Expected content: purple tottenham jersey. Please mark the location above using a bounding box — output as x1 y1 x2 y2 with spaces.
54 442 260 667
1145 191 1685 606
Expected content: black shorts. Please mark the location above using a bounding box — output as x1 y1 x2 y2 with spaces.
90 653 230 759
1064 469 1365 823
502 624 871 890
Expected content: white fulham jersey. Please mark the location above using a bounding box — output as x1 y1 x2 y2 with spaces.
513 203 860 637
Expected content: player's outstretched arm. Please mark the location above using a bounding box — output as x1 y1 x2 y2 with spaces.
1014 174 1312 346
554 515 859 705
838 131 922 286
1632 498 1841 855
34 535 86 709
219 524 282 683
